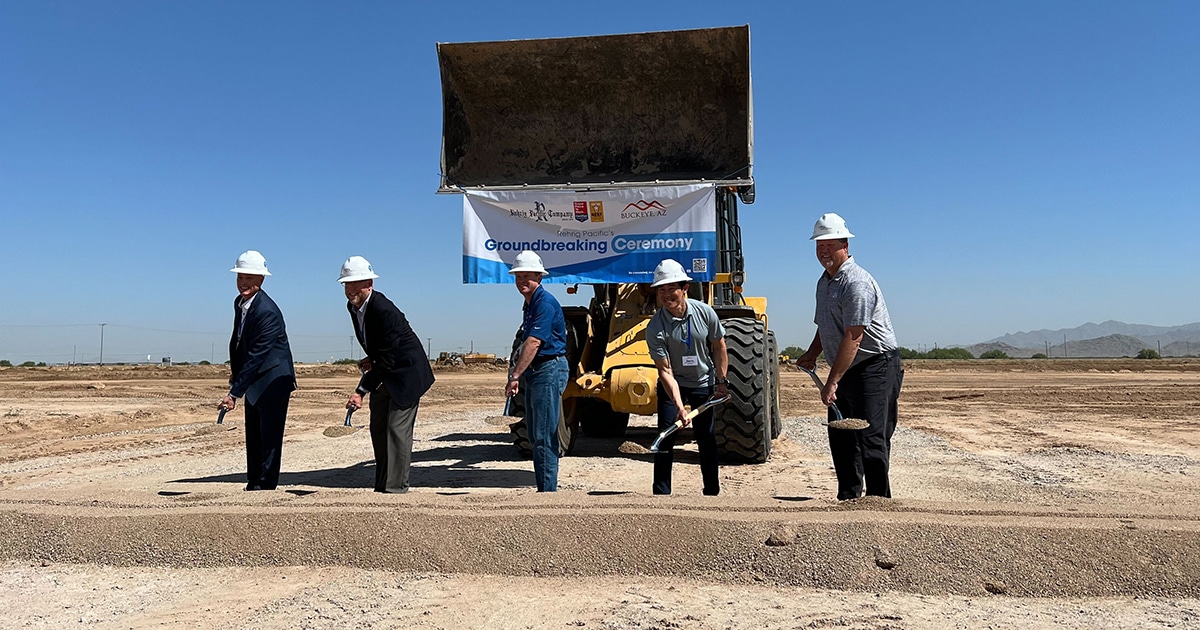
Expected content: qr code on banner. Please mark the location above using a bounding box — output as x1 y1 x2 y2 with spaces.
691 258 707 274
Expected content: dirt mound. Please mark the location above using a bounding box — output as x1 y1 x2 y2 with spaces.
2 506 1197 598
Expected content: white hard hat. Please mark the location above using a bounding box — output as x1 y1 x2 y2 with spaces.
810 213 855 240
338 256 379 283
508 250 548 276
651 259 692 287
230 250 271 276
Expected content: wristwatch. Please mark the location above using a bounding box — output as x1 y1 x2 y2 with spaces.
715 377 728 385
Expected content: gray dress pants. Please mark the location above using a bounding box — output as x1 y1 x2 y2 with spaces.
368 387 418 493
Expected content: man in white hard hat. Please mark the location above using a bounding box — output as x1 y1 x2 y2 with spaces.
504 250 568 492
340 256 435 494
796 213 903 500
645 259 729 495
220 250 297 491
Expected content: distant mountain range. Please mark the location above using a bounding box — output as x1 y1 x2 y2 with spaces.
962 321 1200 358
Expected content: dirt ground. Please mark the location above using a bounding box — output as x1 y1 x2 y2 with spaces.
1 359 1199 629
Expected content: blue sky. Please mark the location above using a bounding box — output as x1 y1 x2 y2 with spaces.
2 1 1197 364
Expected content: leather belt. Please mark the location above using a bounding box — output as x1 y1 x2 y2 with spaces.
530 354 564 367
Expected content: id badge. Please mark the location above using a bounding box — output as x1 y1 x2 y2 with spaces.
681 355 699 367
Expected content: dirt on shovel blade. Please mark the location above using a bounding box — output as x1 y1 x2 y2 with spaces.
827 418 870 430
322 425 361 438
484 415 516 426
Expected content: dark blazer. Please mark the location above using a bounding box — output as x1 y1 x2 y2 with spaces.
350 290 435 408
229 290 297 405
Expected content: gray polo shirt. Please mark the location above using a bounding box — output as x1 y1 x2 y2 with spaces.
646 298 725 388
815 257 897 368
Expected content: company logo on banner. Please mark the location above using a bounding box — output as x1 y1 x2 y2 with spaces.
462 184 717 284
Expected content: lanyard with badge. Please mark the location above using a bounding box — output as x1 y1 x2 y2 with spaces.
680 317 699 367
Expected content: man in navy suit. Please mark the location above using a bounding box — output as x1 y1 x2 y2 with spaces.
340 256 435 493
220 250 297 491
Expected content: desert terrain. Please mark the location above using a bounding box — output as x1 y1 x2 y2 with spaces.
1 359 1198 629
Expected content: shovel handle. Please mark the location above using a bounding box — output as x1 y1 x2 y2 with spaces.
799 367 847 421
216 407 227 425
344 408 355 427
650 395 731 452
684 393 731 420
649 421 683 452
798 365 825 390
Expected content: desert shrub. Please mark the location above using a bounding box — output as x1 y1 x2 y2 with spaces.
1031 353 1047 359
333 358 357 365
980 350 1010 359
176 362 190 366
0 360 11 367
1136 348 1161 360
898 346 973 359
926 347 975 360
198 360 211 366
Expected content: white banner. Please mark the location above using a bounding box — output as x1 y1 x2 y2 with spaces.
462 184 717 284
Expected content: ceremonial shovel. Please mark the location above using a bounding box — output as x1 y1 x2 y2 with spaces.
797 366 869 430
323 405 362 438
648 394 732 453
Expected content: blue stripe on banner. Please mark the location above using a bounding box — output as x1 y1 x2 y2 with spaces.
464 257 514 284
463 252 718 284
464 231 719 283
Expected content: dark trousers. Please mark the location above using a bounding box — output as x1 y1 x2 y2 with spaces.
828 352 903 500
653 383 720 496
244 376 291 490
369 387 418 493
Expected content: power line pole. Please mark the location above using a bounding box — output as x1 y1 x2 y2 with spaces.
99 323 107 366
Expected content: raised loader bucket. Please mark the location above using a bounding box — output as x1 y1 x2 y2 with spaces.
436 25 753 191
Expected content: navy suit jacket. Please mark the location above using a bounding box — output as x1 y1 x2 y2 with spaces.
229 290 297 405
350 290 435 408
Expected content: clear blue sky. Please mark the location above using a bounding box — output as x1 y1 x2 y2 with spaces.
2 1 1197 364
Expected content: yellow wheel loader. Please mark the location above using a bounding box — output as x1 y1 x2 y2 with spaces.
437 25 780 462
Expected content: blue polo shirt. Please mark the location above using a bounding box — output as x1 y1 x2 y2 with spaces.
522 284 567 357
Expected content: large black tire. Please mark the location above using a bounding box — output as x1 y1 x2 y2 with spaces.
576 397 631 438
715 317 771 463
768 330 781 440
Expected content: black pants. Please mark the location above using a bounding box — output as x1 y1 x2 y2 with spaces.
828 352 903 500
653 383 720 496
369 387 418 493
244 376 291 490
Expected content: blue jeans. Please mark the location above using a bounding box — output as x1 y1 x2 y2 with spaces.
525 356 568 492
